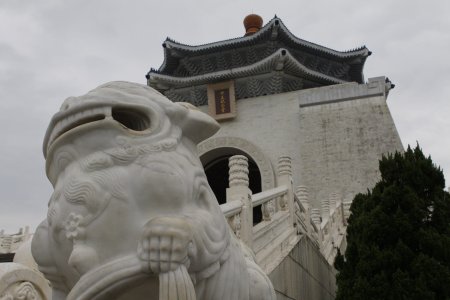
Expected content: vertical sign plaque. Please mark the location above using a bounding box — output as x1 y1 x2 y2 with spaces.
207 81 236 121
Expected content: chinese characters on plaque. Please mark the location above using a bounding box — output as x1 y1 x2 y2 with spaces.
215 89 230 114
207 81 236 120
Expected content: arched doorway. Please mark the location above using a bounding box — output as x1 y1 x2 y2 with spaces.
201 147 263 224
198 136 275 191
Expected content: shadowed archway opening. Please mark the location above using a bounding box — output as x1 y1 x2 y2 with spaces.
201 148 262 224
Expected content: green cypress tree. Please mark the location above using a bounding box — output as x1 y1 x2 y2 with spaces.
336 145 450 300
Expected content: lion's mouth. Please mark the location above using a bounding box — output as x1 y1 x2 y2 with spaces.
47 106 109 150
45 105 151 156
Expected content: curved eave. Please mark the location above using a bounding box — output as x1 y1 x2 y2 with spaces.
351 55 369 83
153 16 370 75
149 49 346 90
276 19 370 59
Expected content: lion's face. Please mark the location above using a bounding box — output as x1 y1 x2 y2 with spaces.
44 81 220 186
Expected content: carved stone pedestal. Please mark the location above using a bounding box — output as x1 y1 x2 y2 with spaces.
0 263 51 300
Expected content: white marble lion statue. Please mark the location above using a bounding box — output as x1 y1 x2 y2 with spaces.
31 81 275 300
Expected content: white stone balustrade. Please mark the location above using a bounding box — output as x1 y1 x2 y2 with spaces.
252 186 288 208
343 201 352 220
0 227 32 254
319 193 349 264
220 155 298 273
220 155 350 269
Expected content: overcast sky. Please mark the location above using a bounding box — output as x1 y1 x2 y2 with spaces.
1 0 449 234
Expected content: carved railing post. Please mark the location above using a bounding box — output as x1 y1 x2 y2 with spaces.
295 186 311 235
277 156 294 226
311 208 321 228
261 196 275 222
329 193 338 213
321 197 330 221
227 155 253 249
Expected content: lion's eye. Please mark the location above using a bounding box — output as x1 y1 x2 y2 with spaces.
112 107 150 131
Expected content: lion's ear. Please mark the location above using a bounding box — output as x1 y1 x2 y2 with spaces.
177 103 220 145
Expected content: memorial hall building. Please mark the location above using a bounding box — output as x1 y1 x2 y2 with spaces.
146 14 403 219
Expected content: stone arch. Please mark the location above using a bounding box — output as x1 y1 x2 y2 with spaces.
198 136 275 191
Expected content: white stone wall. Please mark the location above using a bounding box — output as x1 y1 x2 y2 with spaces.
298 83 403 208
198 90 303 190
198 77 403 210
269 236 336 300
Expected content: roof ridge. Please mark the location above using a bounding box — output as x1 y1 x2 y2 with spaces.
162 16 369 56
274 18 369 56
163 18 276 50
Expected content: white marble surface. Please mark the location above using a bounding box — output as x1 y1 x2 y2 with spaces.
31 82 275 300
0 262 51 300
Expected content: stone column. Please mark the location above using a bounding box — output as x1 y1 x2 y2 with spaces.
329 192 338 213
226 155 253 249
277 156 295 226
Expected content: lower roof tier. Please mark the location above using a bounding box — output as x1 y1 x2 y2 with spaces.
148 48 361 105
153 72 332 106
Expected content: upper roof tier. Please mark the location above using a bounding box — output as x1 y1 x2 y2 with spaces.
146 16 372 104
